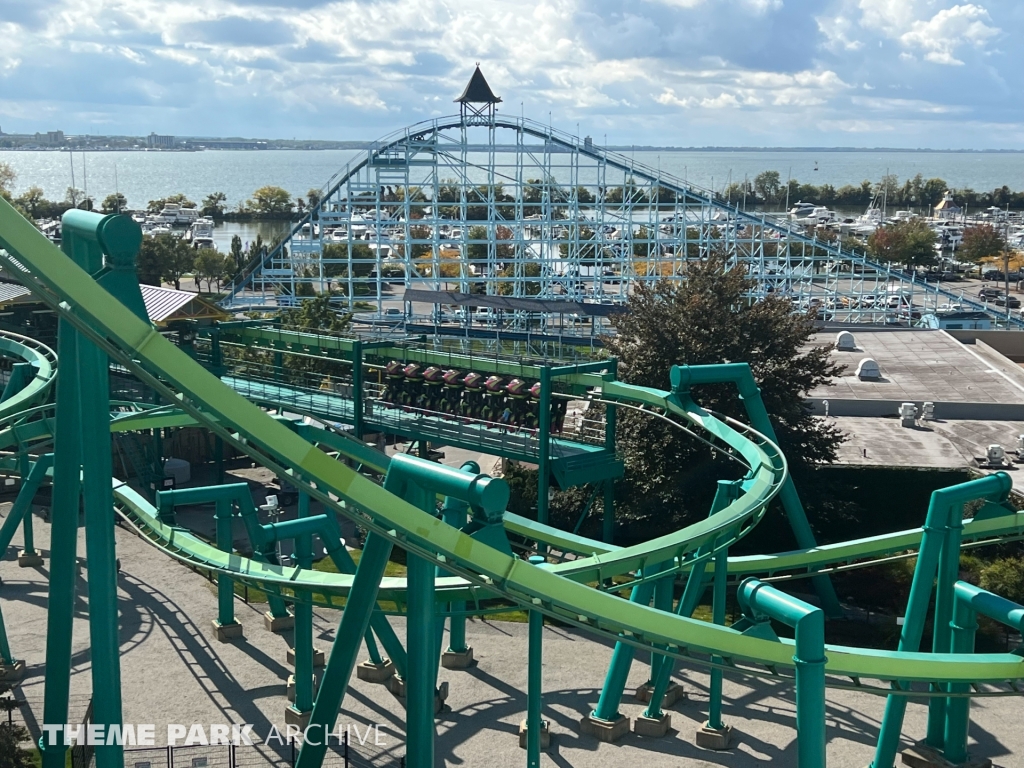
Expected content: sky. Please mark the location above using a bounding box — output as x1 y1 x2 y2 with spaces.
0 0 1022 148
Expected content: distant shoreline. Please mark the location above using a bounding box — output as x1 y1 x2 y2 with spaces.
3 145 1024 154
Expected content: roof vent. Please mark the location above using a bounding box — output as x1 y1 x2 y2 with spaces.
836 331 856 351
856 358 881 380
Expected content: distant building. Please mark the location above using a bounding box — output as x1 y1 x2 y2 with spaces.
147 133 175 149
196 140 266 150
46 131 64 146
584 136 593 150
933 190 962 220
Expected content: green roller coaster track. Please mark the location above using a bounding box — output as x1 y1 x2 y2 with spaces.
0 199 1022 768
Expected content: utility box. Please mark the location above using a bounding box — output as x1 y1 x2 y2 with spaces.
921 402 936 421
836 331 856 351
899 402 917 428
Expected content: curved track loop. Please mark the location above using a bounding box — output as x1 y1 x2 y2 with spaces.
2 201 1024 696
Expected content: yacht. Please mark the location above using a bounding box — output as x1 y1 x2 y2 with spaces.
190 218 216 250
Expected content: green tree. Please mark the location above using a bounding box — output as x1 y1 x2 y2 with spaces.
249 186 292 215
497 260 541 295
602 252 845 536
0 721 33 768
979 557 1024 604
194 248 227 292
229 234 245 277
136 234 195 289
867 220 938 269
754 170 782 204
101 193 128 214
201 192 227 218
959 224 1006 265
306 188 322 210
14 186 48 218
0 162 16 195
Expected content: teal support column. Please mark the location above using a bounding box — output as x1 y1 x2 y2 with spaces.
0 454 52 555
926 504 966 749
944 582 1024 765
441 462 476 656
79 335 124 768
526 554 547 768
944 586 978 765
294 533 393 768
0 601 14 666
292 491 314 715
707 534 730 731
352 340 364 439
407 553 436 768
214 499 236 628
214 437 224 485
647 570 675 686
670 364 842 618
536 366 551 536
592 561 663 722
739 580 826 768
645 479 741 719
871 472 1011 768
18 453 37 559
602 362 617 544
38 313 82 768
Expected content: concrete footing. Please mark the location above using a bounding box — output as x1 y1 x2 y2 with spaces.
17 551 43 568
441 647 475 669
387 677 447 714
284 706 311 729
287 647 325 667
286 674 319 703
0 660 26 683
212 620 243 642
580 713 630 743
356 659 395 683
901 741 992 768
518 719 551 750
634 713 672 738
695 722 733 751
263 611 295 632
634 682 684 707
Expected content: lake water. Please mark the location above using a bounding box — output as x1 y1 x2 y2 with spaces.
2 147 1024 214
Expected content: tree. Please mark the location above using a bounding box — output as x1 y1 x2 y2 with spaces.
0 721 33 768
754 171 782 204
136 234 195 289
14 186 49 218
497 260 541 295
959 224 1006 265
228 234 245 278
306 188 322 210
194 248 227 292
249 186 292 215
602 253 845 538
867 220 937 269
201 192 227 218
0 162 16 195
101 193 128 214
979 558 1024 604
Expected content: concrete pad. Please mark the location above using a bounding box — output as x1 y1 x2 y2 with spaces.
263 611 294 632
441 647 475 669
356 659 395 683
634 713 672 737
695 722 733 750
17 551 43 568
286 647 325 667
285 674 318 703
518 719 551 750
634 682 684 707
902 741 992 768
580 713 630 743
211 620 243 642
284 706 310 729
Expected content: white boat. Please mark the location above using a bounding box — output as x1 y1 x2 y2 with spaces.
190 217 216 250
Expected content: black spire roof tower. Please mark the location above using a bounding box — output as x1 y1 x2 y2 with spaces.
455 65 501 124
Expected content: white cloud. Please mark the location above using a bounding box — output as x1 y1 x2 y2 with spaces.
856 1 999 65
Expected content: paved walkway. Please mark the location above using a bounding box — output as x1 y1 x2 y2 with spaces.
2 508 1021 767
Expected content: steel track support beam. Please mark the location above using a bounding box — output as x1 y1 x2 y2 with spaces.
291 491 315 716
294 532 393 768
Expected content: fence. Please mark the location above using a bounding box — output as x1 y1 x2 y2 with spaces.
121 734 405 768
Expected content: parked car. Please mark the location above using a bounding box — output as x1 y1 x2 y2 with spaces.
984 269 1005 280
993 295 1021 309
979 287 1004 300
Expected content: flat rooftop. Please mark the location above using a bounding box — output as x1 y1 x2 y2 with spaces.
809 328 1024 405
